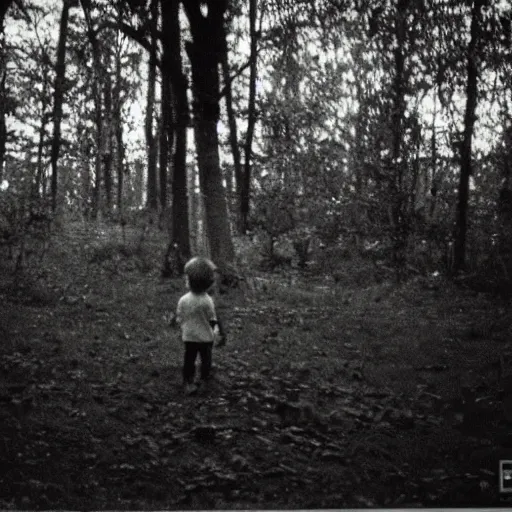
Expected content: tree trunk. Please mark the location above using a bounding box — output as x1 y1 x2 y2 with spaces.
81 135 91 219
498 125 512 280
158 0 173 213
165 107 175 212
35 51 52 196
352 42 366 196
50 0 71 213
193 115 234 264
220 43 243 232
145 0 158 211
429 91 438 223
172 105 190 258
81 0 104 219
134 159 144 206
35 78 49 196
0 32 7 184
453 0 482 273
113 31 125 213
0 0 13 180
103 71 113 214
390 0 407 281
353 124 363 195
161 0 190 259
184 0 235 267
115 123 125 213
188 163 198 254
158 76 170 209
92 85 103 219
242 0 258 235
158 0 180 212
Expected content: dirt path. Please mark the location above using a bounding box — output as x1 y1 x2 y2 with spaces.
0 223 511 509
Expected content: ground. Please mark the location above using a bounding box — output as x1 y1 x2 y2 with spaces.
0 221 511 509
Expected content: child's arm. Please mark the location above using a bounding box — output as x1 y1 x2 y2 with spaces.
209 320 224 346
215 326 225 346
167 311 177 327
210 318 226 345
207 298 226 347
167 299 183 328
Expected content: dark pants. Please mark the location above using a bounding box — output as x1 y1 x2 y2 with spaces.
183 342 213 384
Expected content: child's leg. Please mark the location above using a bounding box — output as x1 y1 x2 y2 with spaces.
183 342 199 384
198 342 214 381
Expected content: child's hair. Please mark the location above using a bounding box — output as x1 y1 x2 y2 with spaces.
184 256 217 293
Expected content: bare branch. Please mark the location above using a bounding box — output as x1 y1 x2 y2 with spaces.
95 19 163 70
218 59 252 99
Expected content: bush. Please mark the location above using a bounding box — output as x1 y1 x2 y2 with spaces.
88 240 155 274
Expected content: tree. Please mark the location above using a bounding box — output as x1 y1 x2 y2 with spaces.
0 6 7 182
158 0 174 211
103 61 114 212
453 0 484 273
162 0 190 260
3 0 509 283
183 0 235 266
80 0 104 218
220 24 243 232
1 2 57 200
112 18 127 213
388 0 409 280
105 0 192 265
241 0 259 235
145 0 158 210
50 0 74 212
33 33 53 197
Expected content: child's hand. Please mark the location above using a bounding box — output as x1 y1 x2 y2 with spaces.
166 312 177 327
213 325 226 347
213 324 221 344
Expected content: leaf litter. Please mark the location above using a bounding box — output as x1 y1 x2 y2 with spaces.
0 224 510 508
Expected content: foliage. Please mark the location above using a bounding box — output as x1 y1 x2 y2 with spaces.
2 0 145 221
88 238 154 274
0 176 53 271
1 0 512 277
229 0 512 278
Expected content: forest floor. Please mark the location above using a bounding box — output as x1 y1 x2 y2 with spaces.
1 221 512 510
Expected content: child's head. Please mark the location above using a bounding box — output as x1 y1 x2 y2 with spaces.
184 256 217 294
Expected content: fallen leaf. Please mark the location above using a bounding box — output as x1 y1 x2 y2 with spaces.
339 406 363 418
320 450 346 463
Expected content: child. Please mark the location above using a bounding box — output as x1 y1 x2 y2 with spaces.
170 256 224 395
184 256 227 344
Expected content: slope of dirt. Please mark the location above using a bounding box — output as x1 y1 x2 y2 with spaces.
0 222 511 509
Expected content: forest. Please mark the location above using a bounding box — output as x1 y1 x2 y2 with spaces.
1 0 512 509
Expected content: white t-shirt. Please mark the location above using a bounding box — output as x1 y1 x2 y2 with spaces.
176 291 217 342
